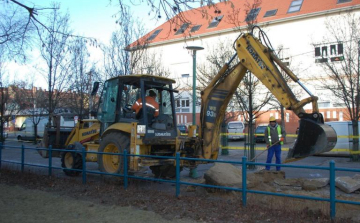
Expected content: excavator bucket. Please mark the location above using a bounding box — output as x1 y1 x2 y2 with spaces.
285 114 337 163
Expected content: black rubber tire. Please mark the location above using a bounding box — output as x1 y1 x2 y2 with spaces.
97 132 130 174
17 136 22 141
61 149 83 177
150 165 182 179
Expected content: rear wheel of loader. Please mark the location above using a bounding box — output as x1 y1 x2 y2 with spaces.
98 132 129 174
61 149 83 176
150 165 182 179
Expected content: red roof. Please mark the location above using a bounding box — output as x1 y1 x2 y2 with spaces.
137 0 360 45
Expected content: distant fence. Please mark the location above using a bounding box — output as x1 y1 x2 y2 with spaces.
1 143 360 220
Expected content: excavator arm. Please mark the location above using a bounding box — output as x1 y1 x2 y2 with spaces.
199 33 337 162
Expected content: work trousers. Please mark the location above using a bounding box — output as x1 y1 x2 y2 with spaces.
265 144 281 171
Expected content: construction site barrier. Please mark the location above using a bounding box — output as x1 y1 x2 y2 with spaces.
1 143 360 220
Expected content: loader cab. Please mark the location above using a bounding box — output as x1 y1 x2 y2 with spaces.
96 75 178 138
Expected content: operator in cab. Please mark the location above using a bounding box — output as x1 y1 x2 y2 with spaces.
132 90 159 117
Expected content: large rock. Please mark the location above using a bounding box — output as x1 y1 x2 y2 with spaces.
302 178 329 191
335 176 360 193
353 174 360 180
204 163 244 188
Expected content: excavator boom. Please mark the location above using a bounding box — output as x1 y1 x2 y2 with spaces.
200 32 337 162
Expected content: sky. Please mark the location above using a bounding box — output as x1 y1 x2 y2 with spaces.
3 0 168 88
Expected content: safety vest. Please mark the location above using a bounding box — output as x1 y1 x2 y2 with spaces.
267 125 283 145
132 96 159 116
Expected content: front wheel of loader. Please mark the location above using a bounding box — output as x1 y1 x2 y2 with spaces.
98 132 130 174
61 147 83 176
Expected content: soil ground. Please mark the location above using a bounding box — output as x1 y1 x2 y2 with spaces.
0 168 359 223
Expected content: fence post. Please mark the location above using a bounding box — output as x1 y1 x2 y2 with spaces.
0 142 2 169
330 160 336 220
82 147 87 184
242 156 247 207
21 144 25 172
48 145 52 176
176 152 180 197
124 150 128 189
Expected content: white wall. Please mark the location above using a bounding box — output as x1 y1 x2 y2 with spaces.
146 9 360 111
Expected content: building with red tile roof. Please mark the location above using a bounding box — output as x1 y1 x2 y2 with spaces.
138 0 360 46
134 0 360 134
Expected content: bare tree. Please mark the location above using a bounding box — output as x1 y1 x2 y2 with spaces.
135 51 171 77
24 84 48 143
36 4 73 123
0 2 34 62
197 37 273 124
102 7 148 78
67 38 91 119
113 0 231 32
314 12 360 160
1 0 97 62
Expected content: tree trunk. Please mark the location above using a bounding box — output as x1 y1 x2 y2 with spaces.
351 120 359 161
34 123 38 144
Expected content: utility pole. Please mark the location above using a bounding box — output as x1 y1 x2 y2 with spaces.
186 46 204 125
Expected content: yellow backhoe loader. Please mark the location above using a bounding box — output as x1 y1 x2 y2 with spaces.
45 29 337 177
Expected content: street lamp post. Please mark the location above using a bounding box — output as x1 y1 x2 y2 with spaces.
186 46 203 179
186 46 204 126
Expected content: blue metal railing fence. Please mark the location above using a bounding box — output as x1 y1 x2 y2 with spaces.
1 142 360 220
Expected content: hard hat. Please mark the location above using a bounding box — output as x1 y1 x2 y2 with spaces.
269 116 276 122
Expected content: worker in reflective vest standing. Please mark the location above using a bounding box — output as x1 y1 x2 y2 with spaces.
264 116 286 171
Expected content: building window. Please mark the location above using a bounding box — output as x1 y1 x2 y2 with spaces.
333 111 337 119
286 113 290 122
327 111 330 118
176 98 190 113
264 9 277 17
190 25 202 33
246 8 261 22
288 0 303 13
147 29 162 41
318 101 330 108
175 23 190 35
207 15 224 29
337 0 352 3
339 111 344 121
275 113 279 119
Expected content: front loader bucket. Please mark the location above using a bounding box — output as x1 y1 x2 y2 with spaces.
285 114 337 162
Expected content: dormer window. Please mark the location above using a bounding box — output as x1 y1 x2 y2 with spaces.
175 23 190 35
264 9 278 17
207 15 224 29
337 0 352 3
287 0 303 13
190 25 202 33
147 29 162 41
246 8 261 22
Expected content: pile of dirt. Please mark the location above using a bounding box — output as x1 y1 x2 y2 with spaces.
0 168 357 222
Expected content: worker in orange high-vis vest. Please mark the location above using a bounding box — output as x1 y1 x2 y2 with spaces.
264 116 286 171
132 90 159 117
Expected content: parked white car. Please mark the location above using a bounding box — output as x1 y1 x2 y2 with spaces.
227 121 245 140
